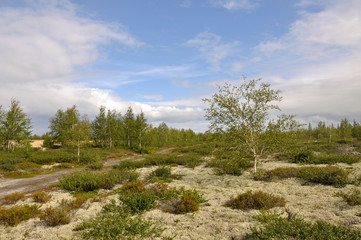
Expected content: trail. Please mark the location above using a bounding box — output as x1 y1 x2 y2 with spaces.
0 147 173 199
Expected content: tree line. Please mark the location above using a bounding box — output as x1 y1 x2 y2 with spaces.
0 99 200 152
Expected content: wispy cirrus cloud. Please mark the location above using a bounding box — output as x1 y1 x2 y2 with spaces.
210 0 256 10
184 32 240 71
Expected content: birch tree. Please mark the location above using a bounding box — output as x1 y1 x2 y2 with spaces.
203 77 298 173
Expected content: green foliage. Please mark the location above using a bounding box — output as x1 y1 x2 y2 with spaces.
40 206 71 226
335 189 361 206
290 148 360 164
148 166 180 183
208 157 250 176
161 189 205 214
74 201 164 240
60 193 90 210
245 212 361 240
0 204 40 226
175 144 213 156
87 161 103 170
120 181 145 193
1 192 26 204
175 153 203 168
224 190 286 210
119 192 157 214
146 183 179 201
255 166 349 187
59 169 139 192
31 191 52 203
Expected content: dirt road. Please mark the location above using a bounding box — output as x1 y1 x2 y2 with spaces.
0 148 173 199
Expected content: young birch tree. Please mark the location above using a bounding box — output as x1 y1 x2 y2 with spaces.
203 77 298 173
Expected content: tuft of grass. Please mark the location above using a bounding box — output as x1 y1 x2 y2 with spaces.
31 191 52 203
1 192 26 204
74 200 165 240
224 190 286 210
245 211 361 239
0 204 40 226
40 206 71 226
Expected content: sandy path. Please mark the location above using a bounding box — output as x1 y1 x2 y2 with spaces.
0 148 173 199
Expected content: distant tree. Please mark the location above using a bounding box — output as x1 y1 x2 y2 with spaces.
92 106 107 148
203 77 299 173
135 111 148 149
157 122 169 147
0 99 32 151
338 118 352 141
124 107 135 148
73 116 92 162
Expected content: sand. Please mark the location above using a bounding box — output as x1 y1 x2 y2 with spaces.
1 158 361 240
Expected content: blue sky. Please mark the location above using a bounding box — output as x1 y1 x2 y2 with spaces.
0 0 360 134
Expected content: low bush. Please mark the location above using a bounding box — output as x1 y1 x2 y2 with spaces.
120 181 145 193
208 158 250 176
119 192 157 214
74 201 164 240
60 194 90 210
16 161 41 171
146 183 179 201
40 206 71 226
87 161 103 170
175 153 203 168
245 212 361 239
0 204 40 226
2 192 26 204
335 189 361 206
290 151 360 165
161 188 205 214
144 154 177 166
115 159 146 169
255 166 349 187
59 169 138 192
31 191 52 203
225 190 286 210
148 166 180 183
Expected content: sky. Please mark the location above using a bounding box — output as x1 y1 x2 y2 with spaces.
0 0 360 134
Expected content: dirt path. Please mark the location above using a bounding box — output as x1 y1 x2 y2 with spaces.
0 148 174 199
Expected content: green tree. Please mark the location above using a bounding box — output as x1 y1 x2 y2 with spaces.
338 118 352 141
135 111 148 149
92 106 107 148
73 117 92 162
124 107 135 148
0 99 32 151
203 78 298 173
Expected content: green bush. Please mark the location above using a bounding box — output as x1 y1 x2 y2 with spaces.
2 192 26 204
289 148 314 163
115 159 146 169
175 153 203 168
0 204 40 226
78 151 101 165
60 194 90 210
87 161 103 170
74 201 164 240
245 212 361 240
148 166 181 183
255 166 349 187
119 192 157 214
40 206 71 226
121 181 145 193
225 190 286 210
208 158 250 176
147 183 179 201
59 169 139 192
16 161 41 171
161 188 205 214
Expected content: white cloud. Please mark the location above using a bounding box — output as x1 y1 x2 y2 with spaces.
254 0 361 124
184 32 239 71
0 0 205 134
139 94 163 101
211 0 255 10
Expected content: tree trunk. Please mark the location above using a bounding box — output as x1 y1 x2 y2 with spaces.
77 140 80 163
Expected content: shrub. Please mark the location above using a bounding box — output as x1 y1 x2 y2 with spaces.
60 194 90 210
255 166 349 187
74 201 164 240
336 189 361 206
245 212 361 240
40 206 71 226
59 169 138 192
78 151 101 165
31 192 52 203
16 161 41 171
121 181 145 193
225 190 286 210
148 166 180 183
144 154 177 166
146 183 179 201
175 153 203 168
2 192 26 204
161 189 205 214
289 148 314 163
119 192 157 214
0 204 40 226
87 161 103 170
115 159 146 169
208 158 250 176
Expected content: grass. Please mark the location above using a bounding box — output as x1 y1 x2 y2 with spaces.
74 200 165 240
255 166 349 187
245 212 361 240
224 190 286 210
